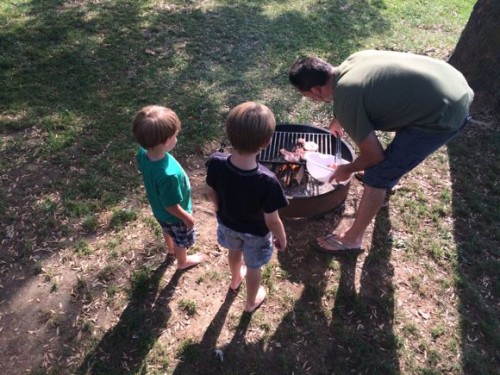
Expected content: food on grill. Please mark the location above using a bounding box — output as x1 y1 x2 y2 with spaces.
279 138 319 163
297 138 319 151
279 148 304 163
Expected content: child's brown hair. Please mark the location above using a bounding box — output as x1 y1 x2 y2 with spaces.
132 105 180 149
225 102 275 154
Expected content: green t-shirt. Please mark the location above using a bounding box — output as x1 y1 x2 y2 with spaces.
333 50 474 144
136 147 192 224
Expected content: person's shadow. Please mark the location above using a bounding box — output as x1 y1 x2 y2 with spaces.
172 289 238 374
77 259 181 374
167 203 401 374
170 209 341 374
327 205 401 374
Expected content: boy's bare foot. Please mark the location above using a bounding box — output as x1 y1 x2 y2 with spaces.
177 254 203 270
244 286 266 313
230 265 247 292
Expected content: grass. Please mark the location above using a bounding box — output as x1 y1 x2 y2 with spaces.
131 267 153 298
178 299 197 316
1 0 499 374
74 240 94 257
109 208 139 229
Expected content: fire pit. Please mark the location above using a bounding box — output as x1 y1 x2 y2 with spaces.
259 123 356 218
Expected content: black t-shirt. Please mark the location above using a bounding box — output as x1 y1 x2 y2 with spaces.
206 152 288 236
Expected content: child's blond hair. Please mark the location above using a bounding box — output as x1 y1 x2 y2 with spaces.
225 102 276 154
133 105 180 149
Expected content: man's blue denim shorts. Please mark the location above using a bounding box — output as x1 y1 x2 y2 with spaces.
363 118 469 190
158 221 196 248
217 221 273 269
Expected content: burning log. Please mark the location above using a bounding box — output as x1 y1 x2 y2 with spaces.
274 164 307 187
293 165 306 185
275 164 292 186
273 138 318 187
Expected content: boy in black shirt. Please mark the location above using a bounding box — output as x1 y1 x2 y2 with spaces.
206 102 288 313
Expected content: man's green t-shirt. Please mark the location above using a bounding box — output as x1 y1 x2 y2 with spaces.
136 147 192 224
333 50 474 144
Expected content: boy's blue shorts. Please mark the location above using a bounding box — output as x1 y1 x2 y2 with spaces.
217 221 273 269
363 118 469 190
158 221 196 248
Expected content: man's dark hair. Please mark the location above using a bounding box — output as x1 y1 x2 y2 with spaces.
288 57 332 91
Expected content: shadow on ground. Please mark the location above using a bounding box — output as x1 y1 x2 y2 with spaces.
77 259 180 374
169 201 400 374
447 121 500 374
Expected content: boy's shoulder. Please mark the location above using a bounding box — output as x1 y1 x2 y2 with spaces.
206 151 228 166
208 151 228 160
206 152 277 181
256 162 279 180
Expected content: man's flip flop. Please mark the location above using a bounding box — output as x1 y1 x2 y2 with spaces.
311 234 364 256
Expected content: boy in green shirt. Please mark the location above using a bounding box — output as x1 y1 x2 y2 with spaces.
133 105 203 269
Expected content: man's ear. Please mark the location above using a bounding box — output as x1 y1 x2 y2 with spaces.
310 86 322 96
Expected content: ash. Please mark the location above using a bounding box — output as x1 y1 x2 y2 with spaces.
283 178 336 198
264 162 337 198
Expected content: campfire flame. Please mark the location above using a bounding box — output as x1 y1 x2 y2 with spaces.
275 163 306 187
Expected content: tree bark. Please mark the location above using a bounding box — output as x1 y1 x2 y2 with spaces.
449 0 500 119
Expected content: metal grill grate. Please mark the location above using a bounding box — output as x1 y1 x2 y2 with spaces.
258 131 335 164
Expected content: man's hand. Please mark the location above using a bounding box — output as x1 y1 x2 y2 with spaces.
328 131 385 183
328 118 344 137
330 163 351 183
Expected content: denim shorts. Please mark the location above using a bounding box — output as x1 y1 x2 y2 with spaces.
158 221 196 248
363 117 469 190
217 221 273 269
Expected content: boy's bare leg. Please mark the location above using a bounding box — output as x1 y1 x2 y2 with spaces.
163 233 175 257
175 245 202 270
244 267 266 313
228 250 246 291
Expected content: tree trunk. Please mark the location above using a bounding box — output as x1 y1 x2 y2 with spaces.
449 0 500 119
